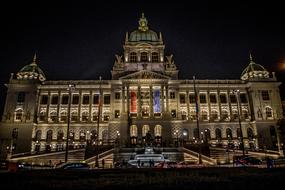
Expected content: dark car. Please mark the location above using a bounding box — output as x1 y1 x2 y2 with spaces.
57 162 90 170
235 156 262 166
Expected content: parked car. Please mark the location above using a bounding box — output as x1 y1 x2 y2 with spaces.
56 162 90 170
235 156 262 166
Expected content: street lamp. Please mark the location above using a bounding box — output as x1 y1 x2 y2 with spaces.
95 76 102 168
65 83 75 163
174 130 179 147
233 89 245 156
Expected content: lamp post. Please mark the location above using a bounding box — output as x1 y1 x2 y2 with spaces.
65 83 75 163
95 76 102 168
233 89 245 156
174 130 179 147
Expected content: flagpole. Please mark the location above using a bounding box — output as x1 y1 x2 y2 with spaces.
193 76 202 164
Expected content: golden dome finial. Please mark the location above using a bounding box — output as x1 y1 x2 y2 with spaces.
31 52 37 65
138 12 149 31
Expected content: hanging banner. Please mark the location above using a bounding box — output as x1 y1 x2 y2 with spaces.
130 90 137 113
153 89 160 113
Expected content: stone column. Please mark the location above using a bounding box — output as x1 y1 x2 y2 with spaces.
186 90 190 120
227 90 233 120
138 85 141 118
150 85 153 118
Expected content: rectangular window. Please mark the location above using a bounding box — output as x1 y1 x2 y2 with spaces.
41 95 48 104
210 94 217 103
170 92 175 99
199 94 206 104
61 95 69 105
72 95 79 104
179 94 186 104
93 94 99 104
189 94 195 104
230 94 237 103
240 93 248 103
51 95 59 105
115 110 120 118
17 92 25 103
104 94 110 104
115 92 121 99
261 90 270 101
220 94 227 103
82 95 90 104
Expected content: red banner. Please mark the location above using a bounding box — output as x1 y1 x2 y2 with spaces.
130 91 137 113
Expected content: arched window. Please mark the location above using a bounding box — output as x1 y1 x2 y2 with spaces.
247 128 254 141
69 130 75 141
60 111 67 122
211 110 218 120
190 110 197 120
130 52 137 63
154 125 162 137
50 111 57 122
79 130 86 142
151 52 159 62
140 52 148 62
90 130 97 144
57 130 64 141
82 111 89 122
142 125 150 137
35 130 42 141
265 107 273 119
182 128 189 140
232 110 238 120
71 112 78 122
46 130 53 143
15 109 23 121
201 110 208 121
130 125 137 137
242 109 249 120
204 129 211 143
215 128 222 141
221 110 229 120
226 128 233 140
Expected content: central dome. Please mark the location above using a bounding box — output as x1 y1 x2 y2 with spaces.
129 13 159 42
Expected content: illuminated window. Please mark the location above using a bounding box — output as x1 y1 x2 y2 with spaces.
46 130 53 143
141 52 148 62
232 110 238 120
130 52 137 63
39 111 46 121
130 125 137 137
221 110 229 120
226 128 233 140
82 111 89 122
35 130 42 141
215 128 222 141
154 125 162 137
15 110 23 121
142 125 150 137
114 110 120 118
92 112 98 121
79 130 86 142
265 107 273 118
151 52 159 62
57 130 64 141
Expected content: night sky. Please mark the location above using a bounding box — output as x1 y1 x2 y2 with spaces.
1 1 285 116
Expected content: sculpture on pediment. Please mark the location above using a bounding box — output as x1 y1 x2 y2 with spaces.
165 54 176 70
114 54 123 68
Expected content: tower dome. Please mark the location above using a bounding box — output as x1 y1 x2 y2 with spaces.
129 13 159 42
241 53 269 81
16 53 46 82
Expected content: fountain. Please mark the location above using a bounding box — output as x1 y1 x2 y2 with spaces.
127 147 170 168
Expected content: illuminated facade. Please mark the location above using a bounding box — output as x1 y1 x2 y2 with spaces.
0 14 283 157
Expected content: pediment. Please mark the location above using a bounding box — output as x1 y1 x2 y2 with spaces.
119 70 170 80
